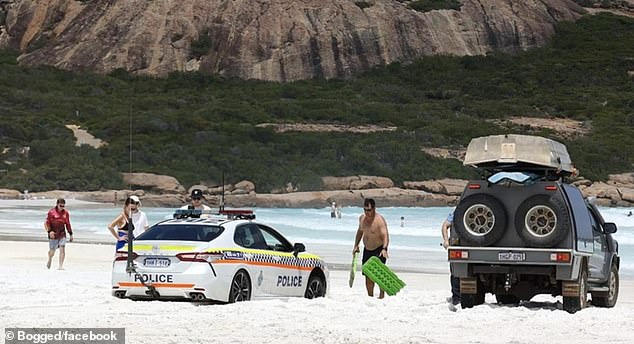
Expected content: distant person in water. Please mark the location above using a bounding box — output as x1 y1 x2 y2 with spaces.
628 211 633 217
400 216 405 227
331 201 337 218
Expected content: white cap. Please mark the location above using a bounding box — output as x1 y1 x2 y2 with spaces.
129 195 141 205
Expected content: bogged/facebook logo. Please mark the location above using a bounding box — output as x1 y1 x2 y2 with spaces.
5 328 125 344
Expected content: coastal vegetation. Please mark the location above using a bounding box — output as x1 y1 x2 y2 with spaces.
0 13 633 193
405 0 462 12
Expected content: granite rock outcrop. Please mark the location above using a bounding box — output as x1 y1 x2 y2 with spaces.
0 0 585 81
7 173 634 208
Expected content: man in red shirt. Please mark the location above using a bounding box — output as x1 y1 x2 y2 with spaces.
44 198 74 269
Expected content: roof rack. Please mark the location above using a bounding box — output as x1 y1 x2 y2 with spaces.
173 209 255 220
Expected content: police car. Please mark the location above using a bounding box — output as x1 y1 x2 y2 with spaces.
111 209 329 302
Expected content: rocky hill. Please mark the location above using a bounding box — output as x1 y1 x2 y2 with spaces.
0 0 585 81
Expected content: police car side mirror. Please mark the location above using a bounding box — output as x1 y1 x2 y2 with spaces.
293 243 306 257
604 222 617 234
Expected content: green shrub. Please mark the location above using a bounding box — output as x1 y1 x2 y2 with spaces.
354 1 373 9
408 0 462 12
189 29 213 59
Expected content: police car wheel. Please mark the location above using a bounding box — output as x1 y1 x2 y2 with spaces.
229 270 252 303
515 195 569 248
454 194 507 246
304 273 326 299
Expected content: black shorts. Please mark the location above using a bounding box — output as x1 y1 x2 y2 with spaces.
362 246 386 268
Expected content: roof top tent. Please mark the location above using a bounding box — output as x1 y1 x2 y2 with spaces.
463 134 575 178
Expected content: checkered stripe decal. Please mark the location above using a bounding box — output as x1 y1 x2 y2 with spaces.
207 248 325 269
245 252 324 269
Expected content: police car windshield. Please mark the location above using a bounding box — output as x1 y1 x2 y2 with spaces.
136 224 224 242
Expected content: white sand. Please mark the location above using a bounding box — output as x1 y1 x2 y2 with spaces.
1 241 633 343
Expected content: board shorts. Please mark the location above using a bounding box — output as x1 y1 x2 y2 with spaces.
362 246 386 276
49 237 66 250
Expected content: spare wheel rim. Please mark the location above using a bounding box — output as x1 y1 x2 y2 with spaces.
524 205 557 238
463 204 496 236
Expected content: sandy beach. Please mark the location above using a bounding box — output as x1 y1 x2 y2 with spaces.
1 240 633 344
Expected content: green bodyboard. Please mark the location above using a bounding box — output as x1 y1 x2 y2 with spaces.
361 256 406 296
349 252 358 288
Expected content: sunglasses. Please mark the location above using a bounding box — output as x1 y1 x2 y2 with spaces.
192 197 202 201
58 205 65 208
363 208 373 212
130 201 139 205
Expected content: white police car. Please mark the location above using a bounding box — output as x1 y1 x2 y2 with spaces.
111 209 329 302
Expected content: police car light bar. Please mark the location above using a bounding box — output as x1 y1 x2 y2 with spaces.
220 209 255 220
173 208 256 220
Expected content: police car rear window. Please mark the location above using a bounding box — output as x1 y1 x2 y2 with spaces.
136 225 224 242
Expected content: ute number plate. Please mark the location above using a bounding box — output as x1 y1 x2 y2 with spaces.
144 258 171 267
498 252 526 262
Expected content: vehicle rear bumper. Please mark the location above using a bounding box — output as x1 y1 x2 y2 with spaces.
111 261 232 302
448 246 587 281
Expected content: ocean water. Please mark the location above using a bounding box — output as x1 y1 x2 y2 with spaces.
1 204 633 277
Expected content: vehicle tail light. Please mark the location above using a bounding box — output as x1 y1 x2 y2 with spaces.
448 249 469 260
545 185 557 191
177 252 223 263
468 184 481 189
114 251 138 261
550 252 571 263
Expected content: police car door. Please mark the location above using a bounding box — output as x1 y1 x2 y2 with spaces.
234 224 276 297
256 224 305 297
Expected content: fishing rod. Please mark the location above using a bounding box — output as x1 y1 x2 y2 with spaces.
125 218 159 298
123 107 159 298
220 171 225 212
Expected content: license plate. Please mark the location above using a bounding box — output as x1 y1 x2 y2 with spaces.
144 258 171 267
498 252 526 261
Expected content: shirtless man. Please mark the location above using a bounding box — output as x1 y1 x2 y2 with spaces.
352 198 390 298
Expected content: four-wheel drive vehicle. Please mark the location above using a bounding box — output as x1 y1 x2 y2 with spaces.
448 134 619 313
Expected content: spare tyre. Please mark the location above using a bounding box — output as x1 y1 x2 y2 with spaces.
514 195 570 248
454 194 507 246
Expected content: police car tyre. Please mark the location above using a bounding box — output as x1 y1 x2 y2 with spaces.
563 268 588 314
304 272 326 299
515 195 570 248
495 294 520 305
454 194 507 246
228 270 252 303
592 263 619 308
